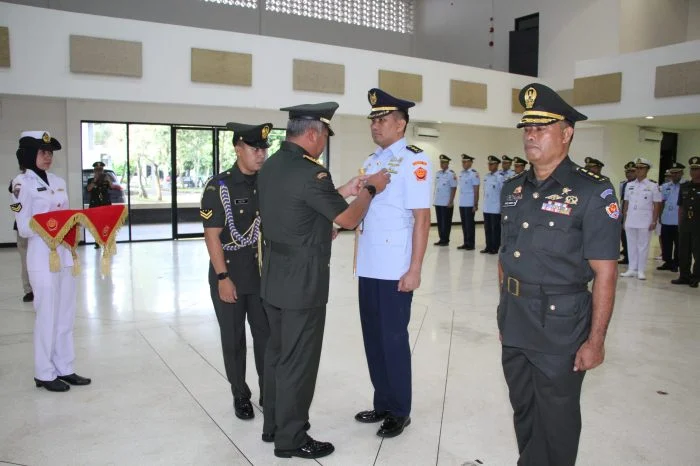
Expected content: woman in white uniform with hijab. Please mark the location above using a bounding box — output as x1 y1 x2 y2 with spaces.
12 131 91 392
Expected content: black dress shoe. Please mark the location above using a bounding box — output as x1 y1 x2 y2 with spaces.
456 245 466 250
377 415 411 438
690 279 699 289
618 259 629 265
34 378 70 392
258 396 263 407
234 398 254 420
261 421 311 443
355 409 389 423
22 292 34 302
57 373 91 386
465 246 475 250
479 248 489 253
274 437 334 459
488 250 499 255
657 263 672 271
670 266 679 273
671 278 691 285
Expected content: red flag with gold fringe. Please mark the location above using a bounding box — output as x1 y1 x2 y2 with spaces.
29 210 81 272
79 205 128 276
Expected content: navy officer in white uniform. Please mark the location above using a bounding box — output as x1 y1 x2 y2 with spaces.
355 88 432 439
481 155 505 254
433 154 457 246
621 157 662 280
12 131 91 392
457 154 480 250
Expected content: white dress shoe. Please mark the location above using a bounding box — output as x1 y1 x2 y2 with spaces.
638 272 646 280
620 270 637 277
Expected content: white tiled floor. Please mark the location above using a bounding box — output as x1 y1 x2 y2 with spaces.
0 229 698 465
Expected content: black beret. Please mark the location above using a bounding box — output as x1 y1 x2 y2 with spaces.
226 122 273 149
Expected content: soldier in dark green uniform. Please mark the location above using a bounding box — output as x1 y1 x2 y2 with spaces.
672 156 700 288
257 102 390 460
200 122 271 420
498 83 621 466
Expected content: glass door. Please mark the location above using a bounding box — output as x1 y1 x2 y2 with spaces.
173 127 215 238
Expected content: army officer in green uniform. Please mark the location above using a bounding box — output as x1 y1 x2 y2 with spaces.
672 156 700 288
258 102 390 460
498 84 620 466
200 122 271 420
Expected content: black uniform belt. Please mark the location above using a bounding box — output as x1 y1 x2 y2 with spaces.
504 276 588 327
504 276 587 298
266 240 331 256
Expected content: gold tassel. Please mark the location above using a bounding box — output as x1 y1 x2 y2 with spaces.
49 248 61 272
101 254 111 277
71 250 80 276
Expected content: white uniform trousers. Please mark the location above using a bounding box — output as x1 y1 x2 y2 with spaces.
625 227 652 273
29 267 77 380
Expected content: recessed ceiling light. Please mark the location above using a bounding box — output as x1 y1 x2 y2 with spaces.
645 116 654 119
437 121 443 124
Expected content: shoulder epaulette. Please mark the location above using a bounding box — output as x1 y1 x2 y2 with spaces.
503 171 526 183
649 179 657 184
406 145 423 154
576 167 609 183
303 155 323 166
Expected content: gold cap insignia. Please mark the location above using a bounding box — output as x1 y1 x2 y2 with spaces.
524 87 537 109
42 132 51 143
369 91 378 106
261 125 270 139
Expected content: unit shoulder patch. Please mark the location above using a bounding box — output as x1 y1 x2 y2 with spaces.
576 167 609 183
10 203 22 213
406 145 423 154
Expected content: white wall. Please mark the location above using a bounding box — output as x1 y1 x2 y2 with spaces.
603 123 663 186
0 2 533 129
0 95 68 242
677 129 700 165
493 0 621 90
619 0 691 53
575 39 700 121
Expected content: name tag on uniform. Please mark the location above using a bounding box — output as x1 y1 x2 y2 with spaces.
234 198 249 205
37 187 47 192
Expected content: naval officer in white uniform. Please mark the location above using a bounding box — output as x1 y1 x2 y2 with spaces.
12 131 91 392
621 157 663 280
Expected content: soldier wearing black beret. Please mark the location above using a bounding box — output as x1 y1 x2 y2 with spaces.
200 122 272 421
498 83 620 466
584 157 604 176
257 102 390 459
512 156 528 175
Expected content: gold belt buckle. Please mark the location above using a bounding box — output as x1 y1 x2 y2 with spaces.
507 277 520 297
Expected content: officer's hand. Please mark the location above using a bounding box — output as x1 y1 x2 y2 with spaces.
398 268 421 292
573 340 605 372
367 169 391 194
648 222 657 231
473 205 478 213
218 278 238 303
331 228 339 240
